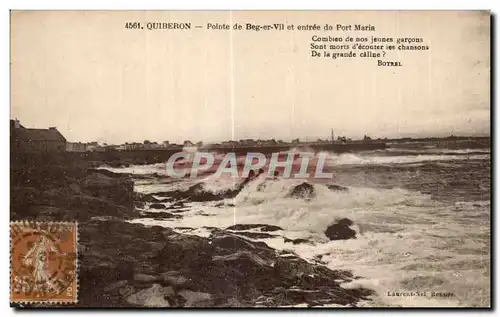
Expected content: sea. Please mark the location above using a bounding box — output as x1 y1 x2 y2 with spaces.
101 142 491 307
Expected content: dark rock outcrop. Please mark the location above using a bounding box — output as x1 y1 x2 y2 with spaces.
149 203 166 209
139 211 182 220
226 224 284 232
146 183 239 203
80 172 134 207
288 182 316 199
233 231 279 239
11 159 135 222
325 218 356 240
141 171 262 204
78 220 372 307
326 184 349 192
284 237 311 245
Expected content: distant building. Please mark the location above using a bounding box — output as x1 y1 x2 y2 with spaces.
87 142 105 152
11 119 66 153
183 140 195 147
124 142 142 150
66 142 88 152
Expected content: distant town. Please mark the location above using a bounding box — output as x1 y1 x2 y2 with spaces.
10 119 490 154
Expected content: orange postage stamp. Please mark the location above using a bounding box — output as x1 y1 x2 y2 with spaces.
10 221 78 304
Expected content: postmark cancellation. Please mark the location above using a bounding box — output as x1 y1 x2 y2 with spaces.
10 221 78 304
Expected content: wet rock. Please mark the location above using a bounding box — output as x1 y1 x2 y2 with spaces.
210 233 271 255
155 234 214 271
133 273 160 283
145 180 252 204
139 211 182 220
141 194 160 203
260 225 284 232
178 290 213 307
44 207 372 307
147 191 171 198
103 280 128 292
134 201 145 209
160 271 191 288
226 224 284 232
12 174 136 222
166 201 185 210
284 237 311 245
212 251 270 267
326 184 349 191
234 231 279 239
149 203 166 209
80 172 134 207
87 168 128 178
325 218 356 240
126 284 172 307
336 218 354 226
288 182 316 199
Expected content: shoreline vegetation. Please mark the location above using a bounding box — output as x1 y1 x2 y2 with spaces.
11 152 373 307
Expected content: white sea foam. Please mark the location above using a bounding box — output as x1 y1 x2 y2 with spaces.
129 174 489 307
115 148 490 307
322 152 489 167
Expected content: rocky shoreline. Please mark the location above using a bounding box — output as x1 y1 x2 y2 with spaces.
11 154 373 307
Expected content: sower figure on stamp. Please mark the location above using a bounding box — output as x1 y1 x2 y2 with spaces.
23 235 58 290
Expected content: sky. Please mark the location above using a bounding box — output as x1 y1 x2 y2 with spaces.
11 11 490 144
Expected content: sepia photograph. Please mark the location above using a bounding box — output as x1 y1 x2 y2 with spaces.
9 10 491 308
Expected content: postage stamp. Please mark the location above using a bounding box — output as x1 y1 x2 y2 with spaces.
10 221 78 304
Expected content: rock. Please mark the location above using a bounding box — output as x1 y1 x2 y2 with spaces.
134 201 146 209
166 201 185 210
226 224 284 232
273 256 314 283
260 225 284 232
205 251 276 299
145 181 250 203
284 237 311 245
103 280 128 292
326 184 349 191
149 203 166 209
140 212 182 220
336 218 354 226
21 201 373 307
126 284 172 307
212 251 270 267
234 231 279 239
133 273 160 283
178 290 213 307
325 218 356 240
118 284 137 299
210 234 270 254
80 173 134 207
160 271 191 288
155 234 214 271
87 168 128 178
141 194 160 203
288 182 316 199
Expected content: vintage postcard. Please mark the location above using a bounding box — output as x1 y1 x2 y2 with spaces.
10 10 490 308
